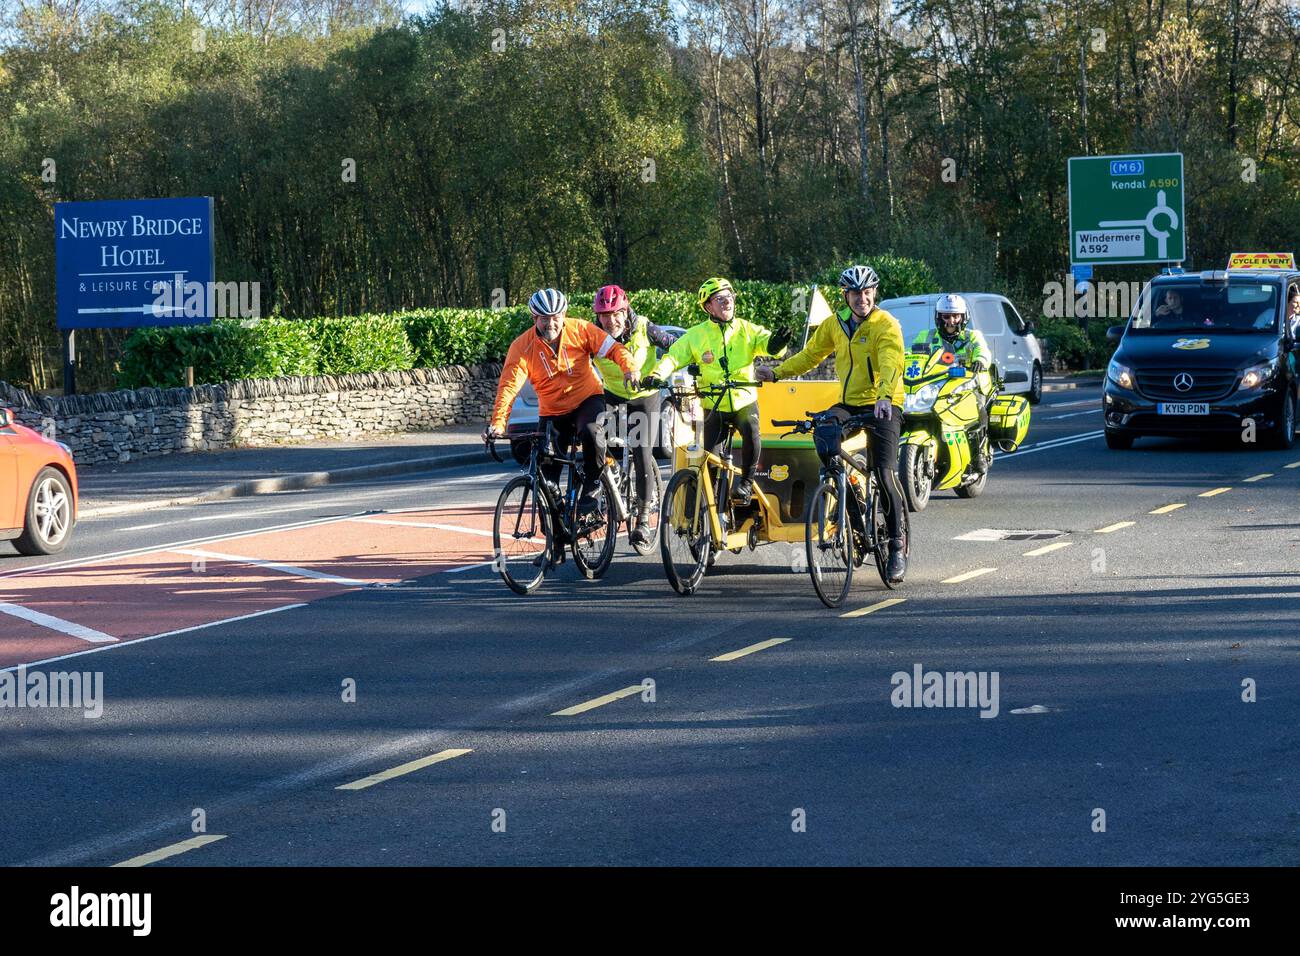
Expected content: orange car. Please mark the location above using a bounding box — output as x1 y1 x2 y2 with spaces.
0 406 78 555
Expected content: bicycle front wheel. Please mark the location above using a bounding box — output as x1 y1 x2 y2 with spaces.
806 480 854 608
660 468 711 595
572 471 618 579
492 474 551 595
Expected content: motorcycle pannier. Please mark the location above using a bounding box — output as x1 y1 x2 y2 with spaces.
988 395 1030 452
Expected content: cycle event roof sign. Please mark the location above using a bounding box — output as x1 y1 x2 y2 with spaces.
1067 153 1184 266
1226 252 1295 270
54 197 214 330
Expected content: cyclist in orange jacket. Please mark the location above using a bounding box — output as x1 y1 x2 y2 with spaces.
485 288 639 514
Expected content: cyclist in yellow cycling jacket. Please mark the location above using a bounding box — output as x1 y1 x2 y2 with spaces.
646 277 788 503
756 265 908 582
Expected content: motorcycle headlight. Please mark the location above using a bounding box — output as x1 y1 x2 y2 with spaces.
1107 357 1135 390
1240 359 1278 390
905 381 942 413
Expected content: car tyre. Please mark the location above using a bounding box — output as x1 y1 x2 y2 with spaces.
14 466 74 556
1027 362 1043 404
1105 429 1135 450
1269 389 1296 450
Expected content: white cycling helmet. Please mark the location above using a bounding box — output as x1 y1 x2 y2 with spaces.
838 265 880 291
528 288 568 316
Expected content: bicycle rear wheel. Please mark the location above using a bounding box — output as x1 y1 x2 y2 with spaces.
661 468 711 595
869 476 907 589
572 470 617 579
492 475 551 595
625 455 663 556
806 480 854 608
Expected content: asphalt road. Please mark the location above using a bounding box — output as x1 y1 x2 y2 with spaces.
2 383 1298 866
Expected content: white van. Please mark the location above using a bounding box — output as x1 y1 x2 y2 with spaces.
877 293 1044 403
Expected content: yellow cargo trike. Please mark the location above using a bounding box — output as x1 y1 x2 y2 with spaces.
659 369 868 595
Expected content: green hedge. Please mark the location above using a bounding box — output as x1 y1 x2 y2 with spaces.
116 260 940 389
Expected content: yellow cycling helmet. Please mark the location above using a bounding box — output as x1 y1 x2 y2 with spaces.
697 277 735 311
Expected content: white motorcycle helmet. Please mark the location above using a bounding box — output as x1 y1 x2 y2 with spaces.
935 293 969 339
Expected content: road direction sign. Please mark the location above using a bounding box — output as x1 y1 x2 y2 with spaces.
1068 153 1184 266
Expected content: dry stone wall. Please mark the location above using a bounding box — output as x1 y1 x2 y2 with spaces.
0 364 502 466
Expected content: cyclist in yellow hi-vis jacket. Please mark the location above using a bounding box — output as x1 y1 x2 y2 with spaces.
646 277 788 504
755 265 908 582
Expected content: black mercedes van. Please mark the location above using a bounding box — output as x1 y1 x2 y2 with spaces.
1103 268 1299 449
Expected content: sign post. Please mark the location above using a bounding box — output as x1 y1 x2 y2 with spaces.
1067 153 1185 267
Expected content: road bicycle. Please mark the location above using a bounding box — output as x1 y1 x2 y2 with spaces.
604 400 663 557
485 423 623 594
771 410 911 608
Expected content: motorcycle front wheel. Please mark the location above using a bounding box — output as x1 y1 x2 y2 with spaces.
899 443 934 512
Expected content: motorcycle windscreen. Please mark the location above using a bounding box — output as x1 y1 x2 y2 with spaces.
988 395 1030 451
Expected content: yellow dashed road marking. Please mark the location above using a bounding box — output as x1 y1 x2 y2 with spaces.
551 686 643 717
1095 521 1135 533
942 567 998 584
841 597 907 619
1023 541 1072 557
1149 503 1186 514
113 835 227 868
711 638 791 661
336 749 472 791
1198 488 1231 498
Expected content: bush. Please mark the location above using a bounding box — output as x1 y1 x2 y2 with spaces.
811 254 940 301
1035 316 1116 371
404 307 530 369
116 263 940 388
310 313 415 375
117 319 319 389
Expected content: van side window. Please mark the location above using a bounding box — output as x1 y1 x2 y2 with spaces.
1001 301 1028 335
975 301 1006 336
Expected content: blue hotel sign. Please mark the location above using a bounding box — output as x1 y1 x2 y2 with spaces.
54 197 215 330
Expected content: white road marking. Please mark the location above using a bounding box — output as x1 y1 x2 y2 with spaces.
1044 409 1101 420
0 512 369 580
998 431 1105 459
172 548 370 587
351 517 491 537
0 604 307 675
0 602 117 644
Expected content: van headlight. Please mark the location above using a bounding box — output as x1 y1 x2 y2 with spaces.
1240 359 1278 390
1107 357 1135 390
904 381 941 413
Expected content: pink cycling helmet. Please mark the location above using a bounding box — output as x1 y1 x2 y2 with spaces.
593 284 630 314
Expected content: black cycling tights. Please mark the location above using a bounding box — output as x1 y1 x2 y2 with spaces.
539 394 607 491
828 403 905 546
603 391 661 507
702 404 761 483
